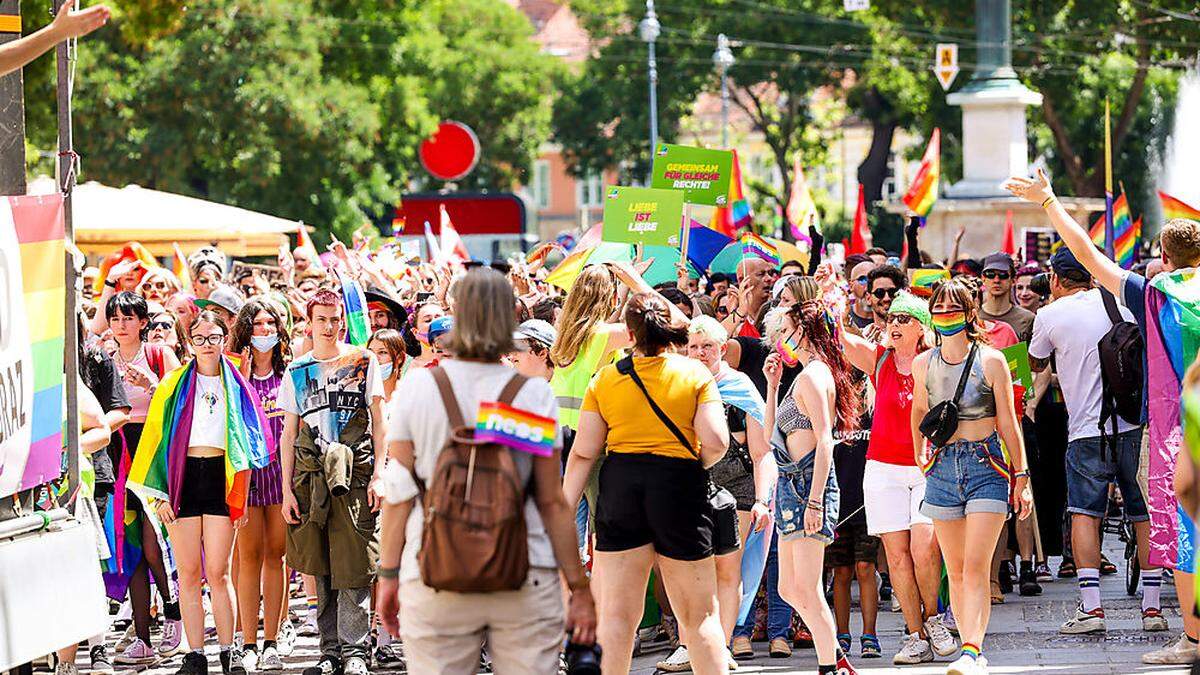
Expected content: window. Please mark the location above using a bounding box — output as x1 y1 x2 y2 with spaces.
576 171 603 208
532 160 551 210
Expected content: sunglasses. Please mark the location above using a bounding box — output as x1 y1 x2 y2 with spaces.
190 334 226 346
144 282 169 290
887 313 915 325
982 270 1012 280
148 321 174 331
871 287 898 300
854 275 869 286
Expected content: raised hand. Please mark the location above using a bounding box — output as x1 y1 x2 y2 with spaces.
1002 168 1054 205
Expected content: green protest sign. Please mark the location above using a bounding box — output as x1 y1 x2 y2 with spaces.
1001 342 1033 392
601 186 685 247
650 143 734 207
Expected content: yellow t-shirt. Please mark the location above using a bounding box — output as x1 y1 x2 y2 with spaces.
582 353 721 460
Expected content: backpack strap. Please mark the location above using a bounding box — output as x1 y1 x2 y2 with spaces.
615 355 695 456
1097 289 1124 462
1100 288 1123 326
498 373 528 406
429 366 465 429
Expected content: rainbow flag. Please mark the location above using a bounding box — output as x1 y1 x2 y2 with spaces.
1159 191 1200 221
785 152 820 246
0 196 67 496
475 402 556 457
709 149 753 237
908 268 950 298
902 128 940 217
741 232 780 267
334 267 371 347
127 356 273 524
1087 193 1139 269
1117 218 1141 269
172 242 193 292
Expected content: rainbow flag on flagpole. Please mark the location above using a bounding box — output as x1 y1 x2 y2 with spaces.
741 232 780 267
709 149 753 237
1117 218 1141 269
172 243 192 292
1087 192 1138 270
902 128 940 217
1160 191 1200 221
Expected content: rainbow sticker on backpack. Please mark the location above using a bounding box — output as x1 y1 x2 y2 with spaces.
475 402 557 457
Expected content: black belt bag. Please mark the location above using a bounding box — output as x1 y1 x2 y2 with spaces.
919 343 978 447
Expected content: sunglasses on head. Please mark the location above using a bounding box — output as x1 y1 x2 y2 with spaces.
982 270 1012 280
871 287 898 300
854 275 869 285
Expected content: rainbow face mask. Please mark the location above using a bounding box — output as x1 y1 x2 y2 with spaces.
931 310 967 337
776 335 801 367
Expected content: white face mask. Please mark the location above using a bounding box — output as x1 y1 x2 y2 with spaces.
251 334 279 353
379 361 394 380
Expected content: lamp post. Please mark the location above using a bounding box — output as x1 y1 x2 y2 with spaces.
712 33 735 149
639 0 660 153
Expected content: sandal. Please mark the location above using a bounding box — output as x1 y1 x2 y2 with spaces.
837 633 852 654
860 634 882 659
990 580 1005 604
1058 558 1077 578
1100 554 1118 576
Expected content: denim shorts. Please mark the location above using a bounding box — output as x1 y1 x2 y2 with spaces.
920 433 1010 521
774 447 839 545
1065 428 1148 520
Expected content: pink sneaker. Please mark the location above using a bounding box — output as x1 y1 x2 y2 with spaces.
158 619 184 657
114 638 157 665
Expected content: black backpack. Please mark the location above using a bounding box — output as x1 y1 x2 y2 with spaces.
1097 289 1144 457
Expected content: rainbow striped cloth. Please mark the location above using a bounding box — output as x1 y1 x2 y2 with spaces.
1159 191 1200 221
1087 193 1138 269
335 266 371 347
901 128 940 217
127 356 274 524
475 401 556 457
709 149 754 237
908 268 949 298
741 233 780 267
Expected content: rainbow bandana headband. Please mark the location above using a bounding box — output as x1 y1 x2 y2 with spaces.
931 310 966 337
475 401 556 457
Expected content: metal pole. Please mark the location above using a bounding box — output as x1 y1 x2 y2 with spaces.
713 34 734 149
639 0 660 155
55 2 80 503
0 0 25 196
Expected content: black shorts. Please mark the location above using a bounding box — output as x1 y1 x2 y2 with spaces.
177 456 229 519
594 453 713 561
824 522 880 568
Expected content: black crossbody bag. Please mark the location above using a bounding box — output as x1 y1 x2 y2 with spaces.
616 356 740 552
918 343 978 447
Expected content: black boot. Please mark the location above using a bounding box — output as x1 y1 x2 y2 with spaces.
1018 563 1042 596
999 560 1016 594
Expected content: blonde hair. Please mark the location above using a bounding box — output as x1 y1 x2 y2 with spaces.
443 268 516 362
781 275 820 304
688 315 728 343
550 265 616 368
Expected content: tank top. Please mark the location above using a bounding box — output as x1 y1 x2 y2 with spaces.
867 347 916 465
926 345 996 420
550 331 608 430
776 377 813 436
112 344 162 423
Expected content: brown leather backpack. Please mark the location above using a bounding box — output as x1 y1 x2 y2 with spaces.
414 367 531 593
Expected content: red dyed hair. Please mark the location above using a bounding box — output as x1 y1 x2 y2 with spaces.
786 300 862 436
305 289 343 320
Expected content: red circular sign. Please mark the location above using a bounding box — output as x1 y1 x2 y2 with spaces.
419 121 481 181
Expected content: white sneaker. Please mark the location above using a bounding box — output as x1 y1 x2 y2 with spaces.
1142 633 1199 664
241 646 259 672
656 645 691 672
945 654 980 675
892 631 934 665
257 646 284 672
55 662 79 675
892 595 903 613
925 615 959 656
727 649 739 671
1059 605 1106 634
298 609 319 637
276 619 296 657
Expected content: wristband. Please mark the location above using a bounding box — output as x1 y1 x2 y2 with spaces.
1014 470 1029 479
378 566 399 579
1040 196 1057 209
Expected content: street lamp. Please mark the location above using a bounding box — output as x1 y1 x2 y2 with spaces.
712 33 735 149
639 0 660 153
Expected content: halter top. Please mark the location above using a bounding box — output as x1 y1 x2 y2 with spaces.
777 377 814 435
926 345 996 421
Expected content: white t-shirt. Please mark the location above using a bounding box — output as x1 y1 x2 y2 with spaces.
1029 288 1138 442
278 346 384 446
189 374 228 449
387 359 560 583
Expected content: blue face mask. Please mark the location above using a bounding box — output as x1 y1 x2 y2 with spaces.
379 361 394 380
250 334 279 353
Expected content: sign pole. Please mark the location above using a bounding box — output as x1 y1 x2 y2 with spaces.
56 3 80 504
679 205 691 267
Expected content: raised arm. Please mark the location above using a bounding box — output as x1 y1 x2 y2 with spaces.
1004 169 1125 295
0 1 109 78
904 216 922 272
839 326 879 376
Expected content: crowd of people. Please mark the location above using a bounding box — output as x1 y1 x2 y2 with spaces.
53 170 1200 675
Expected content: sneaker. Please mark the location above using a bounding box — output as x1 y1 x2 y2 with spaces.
1142 633 1199 664
240 646 259 672
975 655 989 674
220 648 247 675
942 608 958 636
731 636 753 660
374 643 404 669
176 652 209 675
114 639 157 666
115 624 137 652
1143 607 1170 632
891 595 903 613
89 645 115 674
55 662 79 675
769 637 792 658
301 656 342 675
860 634 881 659
837 633 852 653
1060 605 1106 634
892 632 933 665
925 615 959 656
656 646 691 672
726 649 739 671
945 654 980 675
879 572 892 602
342 656 368 675
1018 569 1042 596
298 610 320 637
277 620 297 657
257 646 283 672
159 619 185 657
835 652 858 674
1034 561 1054 583
793 624 814 648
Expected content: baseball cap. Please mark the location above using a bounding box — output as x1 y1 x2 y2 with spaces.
194 284 246 316
982 252 1015 273
1050 247 1091 282
427 316 454 344
513 319 557 349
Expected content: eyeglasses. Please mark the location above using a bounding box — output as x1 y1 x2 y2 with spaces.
190 334 225 346
149 321 174 331
887 313 915 325
982 270 1012 281
854 275 869 286
871 287 898 300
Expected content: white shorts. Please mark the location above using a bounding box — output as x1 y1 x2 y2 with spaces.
863 460 933 535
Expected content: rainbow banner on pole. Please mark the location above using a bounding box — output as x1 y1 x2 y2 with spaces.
1159 191 1200 221
1087 192 1139 269
901 128 940 217
0 194 66 498
741 232 780 267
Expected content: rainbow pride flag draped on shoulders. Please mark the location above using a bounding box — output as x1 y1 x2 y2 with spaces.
1143 269 1200 568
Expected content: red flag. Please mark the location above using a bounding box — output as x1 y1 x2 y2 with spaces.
900 235 909 265
439 204 470 263
848 184 870 255
1002 209 1016 256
